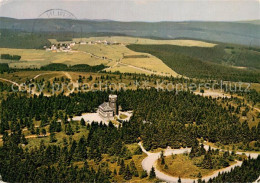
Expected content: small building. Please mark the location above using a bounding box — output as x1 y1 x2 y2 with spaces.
98 95 117 120
70 42 75 47
51 45 57 51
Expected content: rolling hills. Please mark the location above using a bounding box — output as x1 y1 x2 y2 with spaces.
0 17 260 48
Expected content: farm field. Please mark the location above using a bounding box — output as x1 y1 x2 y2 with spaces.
0 48 108 69
72 36 217 47
75 44 179 76
0 37 183 76
5 36 260 80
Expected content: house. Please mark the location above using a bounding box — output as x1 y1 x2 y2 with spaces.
80 42 87 45
51 45 57 51
70 42 75 47
98 95 117 120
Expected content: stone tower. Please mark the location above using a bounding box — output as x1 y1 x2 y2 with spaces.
109 94 117 115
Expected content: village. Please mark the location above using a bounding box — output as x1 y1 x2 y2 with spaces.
44 39 122 52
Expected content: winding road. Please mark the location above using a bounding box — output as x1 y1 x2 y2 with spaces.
138 142 259 183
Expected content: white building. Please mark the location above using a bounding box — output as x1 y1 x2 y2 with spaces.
98 95 117 120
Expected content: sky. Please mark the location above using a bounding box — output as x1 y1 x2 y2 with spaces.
0 0 259 22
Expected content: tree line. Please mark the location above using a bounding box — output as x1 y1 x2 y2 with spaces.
207 156 260 183
1 54 21 61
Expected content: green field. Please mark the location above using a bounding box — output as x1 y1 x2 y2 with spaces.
72 36 217 47
0 48 108 69
74 43 179 76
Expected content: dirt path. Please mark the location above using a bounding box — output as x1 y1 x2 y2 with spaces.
0 132 50 142
32 73 51 80
24 133 50 139
0 77 19 87
138 142 259 183
249 104 260 113
62 71 79 96
119 62 160 75
78 50 113 61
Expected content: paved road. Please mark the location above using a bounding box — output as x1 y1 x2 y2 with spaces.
138 142 259 183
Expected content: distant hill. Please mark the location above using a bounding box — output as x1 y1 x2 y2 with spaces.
237 20 260 25
0 17 260 47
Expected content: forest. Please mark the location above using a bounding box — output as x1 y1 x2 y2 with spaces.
0 63 107 73
0 125 111 182
127 44 260 82
207 156 260 183
1 89 259 148
0 64 12 73
0 88 259 182
40 63 107 72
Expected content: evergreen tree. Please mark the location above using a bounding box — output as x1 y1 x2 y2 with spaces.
140 170 148 178
49 132 57 143
80 118 86 126
119 159 125 175
124 165 132 180
178 176 181 183
113 168 117 175
149 167 156 179
41 128 47 136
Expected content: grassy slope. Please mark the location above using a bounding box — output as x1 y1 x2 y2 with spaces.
72 36 216 47
127 44 260 82
76 44 178 76
156 154 236 179
0 48 108 68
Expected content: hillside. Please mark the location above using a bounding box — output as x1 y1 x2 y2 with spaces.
127 44 260 82
0 17 260 47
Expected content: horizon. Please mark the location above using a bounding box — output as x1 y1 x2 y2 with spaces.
0 0 259 22
1 16 260 23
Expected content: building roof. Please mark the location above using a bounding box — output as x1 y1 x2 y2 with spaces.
109 94 117 99
99 102 113 112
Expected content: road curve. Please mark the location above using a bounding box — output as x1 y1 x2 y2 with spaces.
0 77 19 86
138 142 259 183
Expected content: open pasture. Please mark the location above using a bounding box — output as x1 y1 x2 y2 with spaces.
76 44 179 76
0 48 108 69
72 36 217 47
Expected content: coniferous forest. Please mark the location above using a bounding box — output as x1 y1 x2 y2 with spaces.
1 89 259 148
0 88 259 182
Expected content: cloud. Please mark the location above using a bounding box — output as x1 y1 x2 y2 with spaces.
0 0 10 5
0 0 15 7
134 0 160 5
